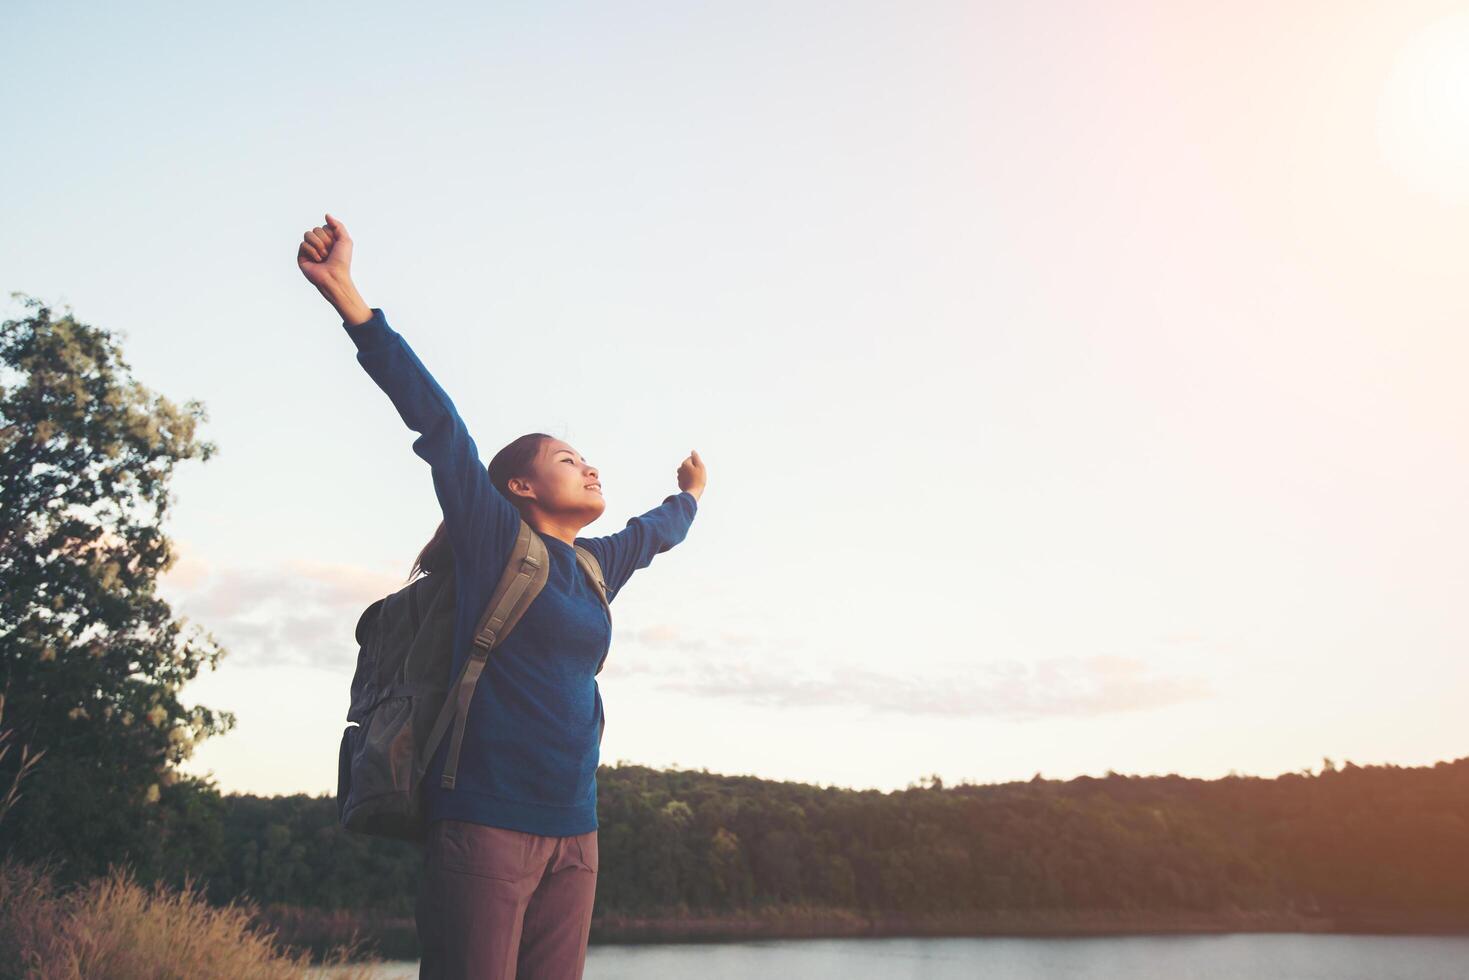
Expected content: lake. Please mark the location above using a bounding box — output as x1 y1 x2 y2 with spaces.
319 933 1469 979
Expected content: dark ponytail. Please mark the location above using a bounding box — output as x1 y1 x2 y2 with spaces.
408 432 553 581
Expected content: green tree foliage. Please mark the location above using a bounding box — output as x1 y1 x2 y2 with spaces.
0 294 234 881
181 758 1469 927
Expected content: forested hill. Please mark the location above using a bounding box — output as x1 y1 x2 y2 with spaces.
183 757 1469 927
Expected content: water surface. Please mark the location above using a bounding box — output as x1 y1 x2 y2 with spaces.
332 933 1469 979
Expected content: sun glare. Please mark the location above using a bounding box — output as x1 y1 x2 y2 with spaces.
1377 13 1469 203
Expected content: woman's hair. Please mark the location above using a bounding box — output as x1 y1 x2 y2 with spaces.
408 431 553 581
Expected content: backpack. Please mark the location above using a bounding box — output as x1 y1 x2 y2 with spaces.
336 518 611 842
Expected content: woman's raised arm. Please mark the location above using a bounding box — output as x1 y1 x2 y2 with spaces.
579 448 704 601
298 214 521 582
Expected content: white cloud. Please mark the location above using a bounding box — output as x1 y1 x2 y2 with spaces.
160 547 403 671
161 545 1213 719
610 626 1213 720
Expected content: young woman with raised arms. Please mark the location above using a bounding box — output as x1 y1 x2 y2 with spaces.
298 213 706 980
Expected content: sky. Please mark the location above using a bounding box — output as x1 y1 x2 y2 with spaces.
3 0 1467 797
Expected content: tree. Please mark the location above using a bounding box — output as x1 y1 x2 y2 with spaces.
0 294 233 880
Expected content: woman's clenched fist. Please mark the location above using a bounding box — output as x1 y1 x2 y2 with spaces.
677 449 707 501
297 213 354 293
297 213 372 326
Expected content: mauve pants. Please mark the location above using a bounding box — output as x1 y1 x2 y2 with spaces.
415 819 599 979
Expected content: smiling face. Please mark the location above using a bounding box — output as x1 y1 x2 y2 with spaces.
505 437 605 522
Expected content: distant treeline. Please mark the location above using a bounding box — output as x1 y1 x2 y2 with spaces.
148 757 1469 926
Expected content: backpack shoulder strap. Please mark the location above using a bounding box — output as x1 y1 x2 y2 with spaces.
572 545 609 611
471 520 551 650
573 545 613 676
433 520 551 790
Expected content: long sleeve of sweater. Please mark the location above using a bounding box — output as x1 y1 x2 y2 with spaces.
342 308 521 586
578 492 698 603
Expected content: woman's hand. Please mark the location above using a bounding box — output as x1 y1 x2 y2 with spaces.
297 213 372 325
297 213 352 288
677 449 707 501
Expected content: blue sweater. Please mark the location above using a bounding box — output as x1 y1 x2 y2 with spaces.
343 308 697 837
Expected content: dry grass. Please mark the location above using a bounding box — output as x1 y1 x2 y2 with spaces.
0 857 385 979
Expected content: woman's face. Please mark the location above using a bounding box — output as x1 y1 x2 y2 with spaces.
509 438 605 520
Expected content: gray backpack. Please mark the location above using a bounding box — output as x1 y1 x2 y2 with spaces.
336 519 611 841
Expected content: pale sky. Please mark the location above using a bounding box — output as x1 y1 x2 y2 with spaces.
4 0 1467 796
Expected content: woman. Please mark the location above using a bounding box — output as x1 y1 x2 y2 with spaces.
297 213 706 979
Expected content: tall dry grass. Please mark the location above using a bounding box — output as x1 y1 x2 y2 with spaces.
0 857 384 979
